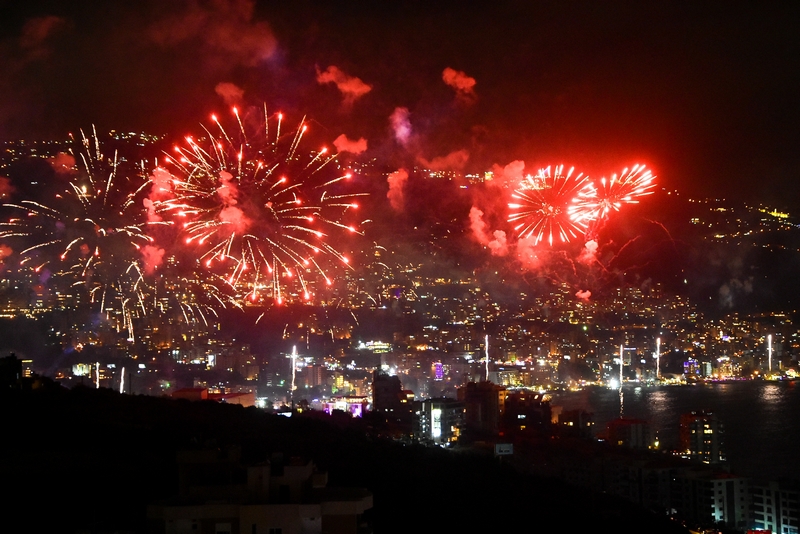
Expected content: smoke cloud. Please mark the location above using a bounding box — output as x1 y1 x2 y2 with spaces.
141 244 165 275
316 65 372 105
144 167 175 223
0 177 14 199
216 170 239 205
20 16 67 62
49 153 76 175
490 160 525 188
578 240 598 265
469 207 509 256
148 0 277 67
575 289 592 301
333 134 368 154
442 67 477 104
516 236 543 271
387 169 409 212
419 149 469 171
216 170 250 233
390 107 412 146
215 82 245 105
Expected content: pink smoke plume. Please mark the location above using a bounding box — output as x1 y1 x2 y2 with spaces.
442 67 477 104
219 206 250 234
419 149 469 171
141 244 165 275
575 289 592 301
333 134 367 154
148 0 277 67
390 107 412 146
316 65 372 105
49 153 75 175
578 240 599 264
490 160 525 188
216 170 239 205
386 169 409 212
144 167 175 223
516 236 544 271
215 82 244 105
469 207 508 256
0 177 14 199
215 170 251 232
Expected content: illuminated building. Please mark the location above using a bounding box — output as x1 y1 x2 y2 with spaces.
672 470 749 530
457 380 505 439
556 409 595 439
322 396 368 417
751 479 800 534
501 391 551 438
680 411 725 465
414 398 464 446
606 417 655 450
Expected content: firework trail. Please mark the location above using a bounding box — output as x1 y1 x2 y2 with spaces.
156 107 365 304
148 263 242 327
508 165 592 246
0 127 151 340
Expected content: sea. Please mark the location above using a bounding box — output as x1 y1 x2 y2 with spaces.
552 379 800 482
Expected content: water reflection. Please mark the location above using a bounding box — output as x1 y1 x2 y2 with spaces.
554 381 800 480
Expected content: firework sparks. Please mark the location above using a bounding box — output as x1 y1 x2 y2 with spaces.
155 107 365 304
508 165 592 246
0 128 151 340
575 164 656 220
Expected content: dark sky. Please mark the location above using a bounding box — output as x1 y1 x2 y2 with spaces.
3 0 800 208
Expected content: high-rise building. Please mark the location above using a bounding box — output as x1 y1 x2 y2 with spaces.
680 410 725 465
751 479 800 534
457 381 505 439
672 470 749 530
414 398 465 446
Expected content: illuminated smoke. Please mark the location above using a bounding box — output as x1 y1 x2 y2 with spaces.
218 206 250 234
387 169 409 212
143 167 175 224
0 177 14 200
719 277 753 308
575 289 592 301
216 170 239 205
316 65 372 105
578 240 598 264
333 134 368 154
419 149 469 171
215 82 245 105
140 244 165 275
0 244 12 260
49 153 76 175
469 207 508 256
442 67 477 104
20 15 66 61
390 107 412 146
489 160 525 188
148 0 277 67
516 236 543 270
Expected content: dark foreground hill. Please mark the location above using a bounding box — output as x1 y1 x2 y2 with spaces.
1 385 689 533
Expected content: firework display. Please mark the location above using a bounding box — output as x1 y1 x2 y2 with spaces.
508 165 592 246
0 128 151 339
507 163 656 246
575 164 655 220
154 107 364 304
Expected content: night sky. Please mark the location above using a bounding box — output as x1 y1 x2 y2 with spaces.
3 1 800 209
